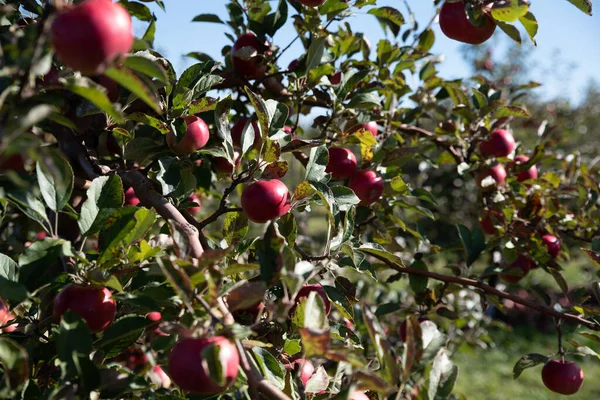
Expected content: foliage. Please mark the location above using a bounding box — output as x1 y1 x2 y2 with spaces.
0 0 597 399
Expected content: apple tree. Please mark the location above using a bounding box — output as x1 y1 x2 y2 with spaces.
0 0 598 399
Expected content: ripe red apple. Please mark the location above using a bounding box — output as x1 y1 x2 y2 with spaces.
213 151 241 174
500 255 532 284
294 284 332 316
348 170 384 205
0 299 8 324
479 129 516 158
399 317 429 342
542 235 561 258
187 194 201 215
439 1 496 45
168 336 239 395
284 359 315 387
1 313 18 333
350 391 370 400
541 360 584 395
297 0 326 7
288 59 299 71
326 147 357 180
231 33 270 79
283 126 293 134
330 71 342 85
53 284 117 333
150 365 172 389
241 180 291 223
167 116 210 155
479 210 504 235
348 121 378 137
476 164 506 192
124 187 140 206
231 118 261 149
0 154 26 171
117 346 148 371
509 155 538 182
95 75 119 102
51 0 133 75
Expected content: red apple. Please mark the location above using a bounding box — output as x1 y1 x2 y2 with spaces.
399 317 429 342
439 1 496 45
1 313 18 333
231 118 261 149
479 210 504 235
348 121 378 137
146 311 168 338
283 126 293 134
479 129 515 158
350 391 370 400
541 360 584 395
284 359 315 387
124 187 140 206
187 194 201 215
150 365 171 389
0 299 8 324
509 155 538 182
476 164 506 192
0 154 26 171
166 116 210 155
330 71 342 85
326 147 357 180
294 284 332 316
500 255 532 284
348 170 384 205
168 336 239 395
213 151 241 174
288 59 299 71
297 0 326 7
241 180 291 223
231 33 270 79
95 75 119 102
117 346 148 371
542 235 561 258
51 0 133 75
53 284 117 333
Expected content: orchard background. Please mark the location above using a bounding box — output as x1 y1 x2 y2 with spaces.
0 0 599 399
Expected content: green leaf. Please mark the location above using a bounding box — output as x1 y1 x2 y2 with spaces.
5 189 50 230
346 92 381 109
36 150 73 213
125 112 170 133
493 105 531 119
104 66 162 115
456 224 486 266
330 186 360 212
565 0 592 15
276 214 297 247
361 302 400 385
0 338 30 391
191 13 225 24
305 145 329 183
519 12 538 45
368 6 405 36
187 96 218 115
124 137 164 164
124 53 169 83
359 243 406 268
171 61 223 111
512 353 549 379
251 347 286 390
4 104 55 136
428 348 459 400
19 239 74 292
61 76 123 122
118 0 153 21
409 259 428 293
490 0 530 22
78 176 124 236
292 291 329 330
496 21 522 45
323 285 353 320
283 339 301 356
305 37 326 74
223 212 249 246
97 315 148 358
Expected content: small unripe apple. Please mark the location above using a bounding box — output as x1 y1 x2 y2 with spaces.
439 1 496 45
479 129 515 158
166 116 210 155
284 359 315 387
213 151 241 174
187 194 201 215
330 71 342 85
51 0 134 75
541 360 584 395
326 147 357 180
348 170 384 205
297 0 326 7
479 210 504 235
399 317 429 342
348 121 378 137
231 118 261 149
294 284 332 315
241 180 291 223
500 255 531 284
53 284 117 333
542 235 561 258
476 164 506 192
168 336 239 395
124 187 140 206
231 33 270 79
509 155 538 182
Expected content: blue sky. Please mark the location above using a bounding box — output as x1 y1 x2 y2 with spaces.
137 0 599 104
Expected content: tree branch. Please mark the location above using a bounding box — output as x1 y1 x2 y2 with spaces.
369 253 600 332
119 170 204 260
397 125 464 164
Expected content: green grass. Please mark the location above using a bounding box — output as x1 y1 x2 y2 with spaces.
453 326 600 399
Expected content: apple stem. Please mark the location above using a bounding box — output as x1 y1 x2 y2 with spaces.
555 318 566 358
